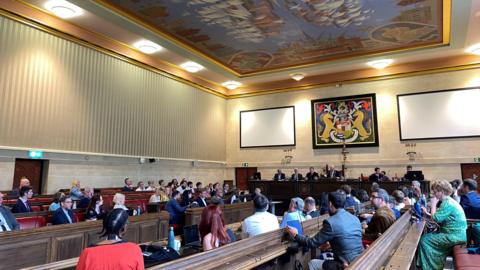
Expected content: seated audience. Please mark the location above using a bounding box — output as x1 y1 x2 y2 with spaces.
187 181 194 191
286 191 364 270
381 171 390 181
9 176 30 197
52 196 76 225
341 184 358 208
211 189 224 205
157 179 164 188
392 190 406 212
356 189 370 203
135 181 146 191
49 192 65 212
291 168 303 181
165 191 188 225
369 167 383 182
306 167 319 181
459 179 480 219
180 190 193 207
195 189 208 207
149 187 169 203
303 197 320 218
227 188 239 204
242 194 279 238
12 186 33 213
362 188 396 242
78 187 93 209
121 177 135 192
318 192 329 215
199 205 234 251
176 180 188 194
146 181 155 191
253 188 262 198
0 192 19 232
326 165 342 179
195 181 203 192
280 197 307 228
85 195 105 221
113 193 128 211
388 196 401 219
273 169 286 181
223 183 230 194
70 179 83 200
253 172 262 180
417 180 467 270
76 209 144 270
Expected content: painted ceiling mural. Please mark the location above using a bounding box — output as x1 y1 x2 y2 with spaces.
104 0 445 74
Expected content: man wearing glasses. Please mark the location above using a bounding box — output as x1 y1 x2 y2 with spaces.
52 196 77 225
361 188 396 243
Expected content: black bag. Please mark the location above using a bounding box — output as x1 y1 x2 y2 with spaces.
140 244 180 265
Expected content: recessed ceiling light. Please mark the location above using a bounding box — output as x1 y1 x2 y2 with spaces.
290 73 306 81
465 43 480 55
133 40 163 54
180 61 204 73
44 0 83 19
366 59 393 69
222 81 242 90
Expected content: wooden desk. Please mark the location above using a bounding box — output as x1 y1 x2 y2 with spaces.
185 201 254 226
0 212 169 269
249 180 430 200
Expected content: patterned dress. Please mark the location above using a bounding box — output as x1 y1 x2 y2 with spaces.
417 196 467 270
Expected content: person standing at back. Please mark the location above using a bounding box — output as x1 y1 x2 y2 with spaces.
76 209 144 270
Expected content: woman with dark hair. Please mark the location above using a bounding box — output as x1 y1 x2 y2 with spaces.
181 189 193 207
76 209 144 270
85 194 105 221
199 205 234 251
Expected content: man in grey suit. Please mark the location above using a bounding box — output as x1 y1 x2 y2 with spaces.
0 192 19 232
286 191 363 270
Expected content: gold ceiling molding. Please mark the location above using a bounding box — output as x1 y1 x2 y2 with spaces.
0 1 227 98
95 0 451 77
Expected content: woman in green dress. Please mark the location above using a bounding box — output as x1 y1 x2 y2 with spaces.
417 179 467 269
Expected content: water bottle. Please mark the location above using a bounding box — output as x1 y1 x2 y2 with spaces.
168 227 175 249
137 205 141 216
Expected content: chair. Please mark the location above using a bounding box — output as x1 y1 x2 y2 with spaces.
17 216 47 229
74 212 85 222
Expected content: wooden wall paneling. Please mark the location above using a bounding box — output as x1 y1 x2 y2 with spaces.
0 238 50 269
158 219 169 239
53 234 85 261
85 230 102 247
123 222 139 243
139 221 158 243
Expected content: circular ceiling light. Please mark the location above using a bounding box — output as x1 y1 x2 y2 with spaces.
133 40 163 54
366 59 394 70
221 81 242 90
290 73 306 81
466 43 480 55
180 61 204 73
44 0 84 19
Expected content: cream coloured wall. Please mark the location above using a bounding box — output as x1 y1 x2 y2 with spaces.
226 69 480 182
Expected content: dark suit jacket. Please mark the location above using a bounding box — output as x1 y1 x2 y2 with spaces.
327 170 342 179
369 173 383 182
273 173 286 181
304 210 320 218
306 172 319 181
460 191 480 219
12 199 32 213
78 197 91 209
0 205 19 230
195 197 208 207
165 199 187 225
290 173 303 181
295 209 364 264
52 208 76 225
121 186 135 192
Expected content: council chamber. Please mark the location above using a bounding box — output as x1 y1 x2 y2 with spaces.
0 1 480 270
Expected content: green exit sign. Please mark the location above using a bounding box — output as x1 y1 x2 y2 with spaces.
475 157 480 163
242 163 249 167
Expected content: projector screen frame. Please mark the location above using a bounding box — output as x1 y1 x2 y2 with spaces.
239 106 296 148
397 87 480 141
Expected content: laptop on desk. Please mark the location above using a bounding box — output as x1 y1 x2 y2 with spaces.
183 224 203 249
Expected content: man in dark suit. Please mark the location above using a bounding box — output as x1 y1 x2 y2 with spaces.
369 167 383 182
290 168 303 181
121 177 135 192
195 189 208 207
306 167 319 181
52 196 76 225
273 169 286 181
327 165 342 179
12 186 33 213
460 179 480 219
165 191 188 225
0 192 19 232
303 197 320 218
286 191 364 269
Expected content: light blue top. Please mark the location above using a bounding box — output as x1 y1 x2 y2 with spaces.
280 210 307 228
49 202 60 212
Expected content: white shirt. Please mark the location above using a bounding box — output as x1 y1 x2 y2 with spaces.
176 186 185 194
242 211 279 238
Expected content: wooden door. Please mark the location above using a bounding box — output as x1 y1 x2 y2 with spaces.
235 167 257 191
13 159 44 194
461 163 480 192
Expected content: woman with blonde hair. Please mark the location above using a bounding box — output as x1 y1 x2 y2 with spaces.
149 187 169 203
417 179 467 269
112 193 128 211
70 179 83 200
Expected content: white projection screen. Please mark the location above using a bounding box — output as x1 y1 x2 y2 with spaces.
240 106 295 148
397 87 480 140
